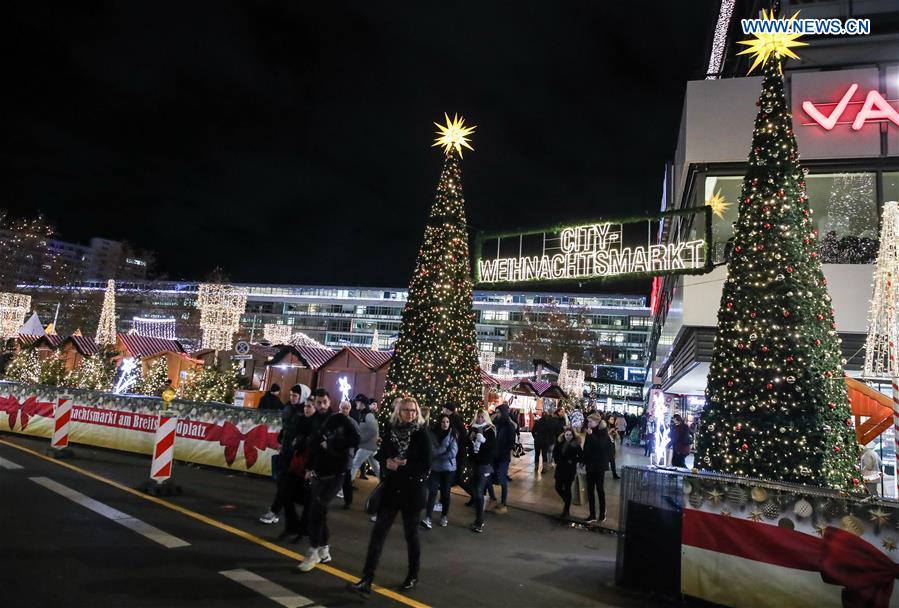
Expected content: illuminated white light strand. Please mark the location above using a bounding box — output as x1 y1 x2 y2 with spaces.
263 323 293 345
706 0 736 79
96 279 117 346
133 317 176 340
0 292 31 339
196 283 247 352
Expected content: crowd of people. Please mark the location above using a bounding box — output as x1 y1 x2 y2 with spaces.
253 385 701 595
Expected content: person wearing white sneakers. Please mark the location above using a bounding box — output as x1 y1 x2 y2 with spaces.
349 398 432 596
259 384 310 525
298 389 360 573
422 413 458 529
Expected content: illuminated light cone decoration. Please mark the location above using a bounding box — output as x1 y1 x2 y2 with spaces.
95 279 117 346
371 328 380 351
0 292 31 339
263 323 293 345
696 12 858 489
196 283 247 352
382 114 483 421
863 200 899 489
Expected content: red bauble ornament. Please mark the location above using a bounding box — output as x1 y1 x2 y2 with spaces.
763 223 771 230
734 246 743 253
735 423 742 431
815 339 822 346
727 380 734 387
766 383 774 391
783 310 790 318
828 402 837 410
786 266 794 273
761 346 769 353
750 312 757 318
741 443 749 452
817 314 824 320
756 244 765 251
786 356 795 362
852 478 859 487
834 446 842 453
726 302 734 309
811 252 818 258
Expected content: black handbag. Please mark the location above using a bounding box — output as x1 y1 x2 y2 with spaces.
365 481 385 515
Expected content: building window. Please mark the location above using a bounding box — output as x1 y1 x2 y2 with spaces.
702 172 879 264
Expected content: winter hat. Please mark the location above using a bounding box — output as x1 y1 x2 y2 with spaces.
353 393 369 405
270 383 281 393
290 384 311 403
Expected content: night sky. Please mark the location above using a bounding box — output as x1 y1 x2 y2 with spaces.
2 2 720 291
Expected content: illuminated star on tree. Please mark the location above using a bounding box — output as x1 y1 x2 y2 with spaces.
707 488 725 504
884 538 897 552
870 507 892 527
433 113 476 157
748 509 764 522
736 9 807 74
705 190 731 219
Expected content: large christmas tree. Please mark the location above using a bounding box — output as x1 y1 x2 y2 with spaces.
382 114 483 421
696 15 858 489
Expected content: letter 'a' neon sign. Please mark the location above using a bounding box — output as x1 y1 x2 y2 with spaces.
801 84 899 131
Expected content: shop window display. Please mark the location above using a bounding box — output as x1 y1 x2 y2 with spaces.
701 172 879 264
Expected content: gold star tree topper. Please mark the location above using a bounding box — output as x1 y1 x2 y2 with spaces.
433 113 476 157
706 190 731 219
736 9 807 74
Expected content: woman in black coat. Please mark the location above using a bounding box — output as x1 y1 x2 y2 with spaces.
552 427 583 519
350 398 432 596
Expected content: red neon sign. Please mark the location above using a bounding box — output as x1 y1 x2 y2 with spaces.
801 83 899 131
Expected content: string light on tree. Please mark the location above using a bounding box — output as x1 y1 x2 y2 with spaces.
382 114 483 421
134 358 169 396
263 323 293 345
196 283 247 352
696 16 857 489
133 317 176 340
0 292 31 339
96 279 118 346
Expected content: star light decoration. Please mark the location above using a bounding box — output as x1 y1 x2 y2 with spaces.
705 190 731 219
433 113 475 157
736 9 807 74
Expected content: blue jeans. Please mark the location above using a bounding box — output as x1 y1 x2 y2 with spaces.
486 460 510 505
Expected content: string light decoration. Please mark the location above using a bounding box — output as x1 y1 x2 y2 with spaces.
382 114 483 421
863 200 899 482
3 349 41 383
134 358 170 396
371 328 380 351
96 279 118 346
0 292 31 339
288 332 328 349
263 323 293 345
695 40 858 489
557 352 585 399
705 0 736 79
177 363 241 404
478 350 495 373
65 355 115 392
196 283 247 352
133 317 176 340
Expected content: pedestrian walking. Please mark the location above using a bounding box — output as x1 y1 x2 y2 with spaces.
669 414 692 468
553 427 582 519
259 384 310 525
487 403 515 514
349 398 432 596
582 413 613 524
860 445 883 496
350 398 381 482
442 403 468 489
258 383 283 412
422 413 458 529
298 389 360 572
279 398 317 541
336 400 360 508
606 415 621 480
467 408 496 534
531 414 553 474
350 393 368 424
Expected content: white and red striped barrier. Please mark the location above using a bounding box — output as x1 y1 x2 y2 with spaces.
51 395 73 450
150 413 178 483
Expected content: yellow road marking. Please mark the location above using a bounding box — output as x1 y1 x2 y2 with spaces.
0 438 430 608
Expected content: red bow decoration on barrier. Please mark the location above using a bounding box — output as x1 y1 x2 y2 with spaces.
820 527 899 608
0 395 54 430
0 394 21 429
18 396 54 430
212 422 277 468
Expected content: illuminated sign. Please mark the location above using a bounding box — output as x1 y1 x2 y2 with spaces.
474 208 712 285
801 84 899 130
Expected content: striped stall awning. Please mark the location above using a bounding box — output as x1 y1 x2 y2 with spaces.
118 333 185 357
479 369 500 387
69 335 99 356
346 347 393 370
293 346 339 369
18 334 41 346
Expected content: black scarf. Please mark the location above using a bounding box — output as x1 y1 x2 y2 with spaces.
390 421 419 459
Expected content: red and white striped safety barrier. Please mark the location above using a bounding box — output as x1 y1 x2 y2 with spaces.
150 414 178 483
51 396 73 450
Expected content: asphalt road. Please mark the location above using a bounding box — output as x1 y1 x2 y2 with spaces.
0 433 667 608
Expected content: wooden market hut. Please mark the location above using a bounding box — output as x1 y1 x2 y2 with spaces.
315 347 393 407
262 345 338 402
30 334 64 360
59 335 99 370
194 343 280 390
116 333 196 387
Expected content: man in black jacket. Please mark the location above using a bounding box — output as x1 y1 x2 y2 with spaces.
298 388 360 572
258 383 283 412
487 403 516 514
531 414 553 475
582 413 614 524
259 384 309 525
